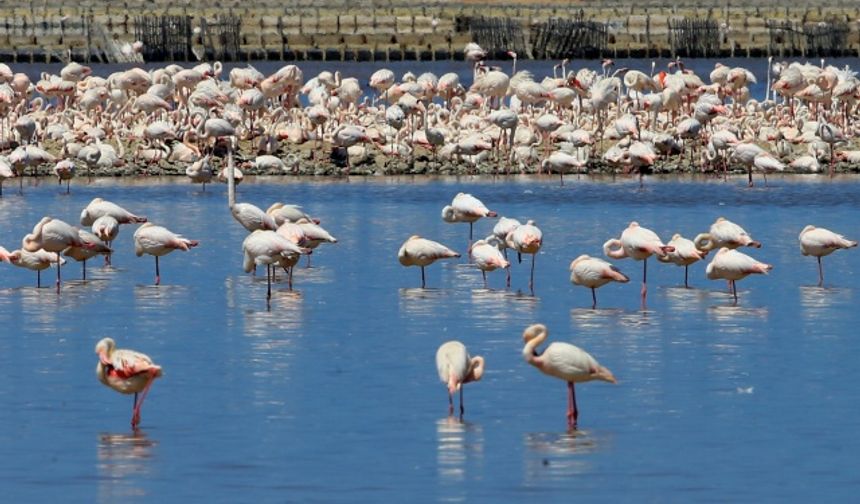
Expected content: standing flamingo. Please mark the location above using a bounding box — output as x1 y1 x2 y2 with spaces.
242 230 309 299
798 225 857 286
657 233 707 288
398 236 460 288
694 217 761 252
435 341 484 417
441 193 498 251
470 238 510 288
22 216 94 292
63 230 111 280
521 323 616 430
95 337 163 430
505 220 542 294
2 248 65 287
133 223 199 285
705 248 773 303
569 254 630 309
603 221 673 309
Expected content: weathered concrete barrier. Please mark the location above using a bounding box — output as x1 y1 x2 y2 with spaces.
1 2 859 62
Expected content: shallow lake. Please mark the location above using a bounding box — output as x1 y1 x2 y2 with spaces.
1 174 859 501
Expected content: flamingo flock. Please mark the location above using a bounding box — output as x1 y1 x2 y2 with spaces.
2 50 860 433
0 51 860 193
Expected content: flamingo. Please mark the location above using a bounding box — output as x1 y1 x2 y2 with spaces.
506 220 542 294
295 218 337 267
133 223 199 285
435 341 484 417
521 323 616 430
0 156 14 196
694 217 760 252
657 233 708 288
266 203 320 226
2 248 65 288
397 236 460 288
441 193 498 250
470 238 510 288
242 230 309 298
80 198 147 226
63 230 111 280
798 225 857 287
23 216 94 291
95 337 163 430
231 202 277 232
53 159 76 194
186 155 213 190
603 221 673 309
706 247 772 303
569 254 630 309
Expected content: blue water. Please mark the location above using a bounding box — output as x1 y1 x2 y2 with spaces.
1 174 859 502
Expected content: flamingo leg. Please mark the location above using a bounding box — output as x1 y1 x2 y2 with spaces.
641 257 648 310
506 266 511 288
448 392 454 416
591 287 597 309
306 253 312 268
459 387 465 417
132 392 139 427
817 256 823 287
421 266 426 289
132 371 157 429
266 265 272 300
684 264 689 288
482 270 487 289
37 269 41 288
529 253 536 294
82 258 87 281
56 254 62 293
288 266 294 290
567 381 578 430
154 256 160 285
731 280 738 304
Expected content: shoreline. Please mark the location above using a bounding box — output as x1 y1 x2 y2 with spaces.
11 141 860 179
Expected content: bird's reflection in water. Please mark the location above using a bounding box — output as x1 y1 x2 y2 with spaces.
799 285 852 311
133 284 189 312
706 304 769 331
436 416 484 491
97 431 156 503
245 290 304 338
468 288 538 328
569 307 624 331
399 288 451 317
523 430 606 482
664 285 710 312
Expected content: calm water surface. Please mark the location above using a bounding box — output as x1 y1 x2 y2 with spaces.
1 174 859 501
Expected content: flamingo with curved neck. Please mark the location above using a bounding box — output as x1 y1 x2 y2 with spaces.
522 324 616 430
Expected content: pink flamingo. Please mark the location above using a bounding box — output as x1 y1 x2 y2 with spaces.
243 230 309 298
506 220 542 294
657 233 708 288
705 247 773 303
694 217 761 252
799 225 857 286
569 254 630 309
95 337 162 430
436 341 484 417
603 221 674 309
23 216 94 291
441 192 497 249
398 236 460 288
133 223 199 285
470 238 510 288
522 323 616 430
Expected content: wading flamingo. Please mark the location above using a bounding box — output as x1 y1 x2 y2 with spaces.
522 323 616 430
95 337 163 430
705 247 773 303
435 341 484 417
798 225 857 287
603 221 673 309
569 254 629 309
133 223 199 285
398 236 459 288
